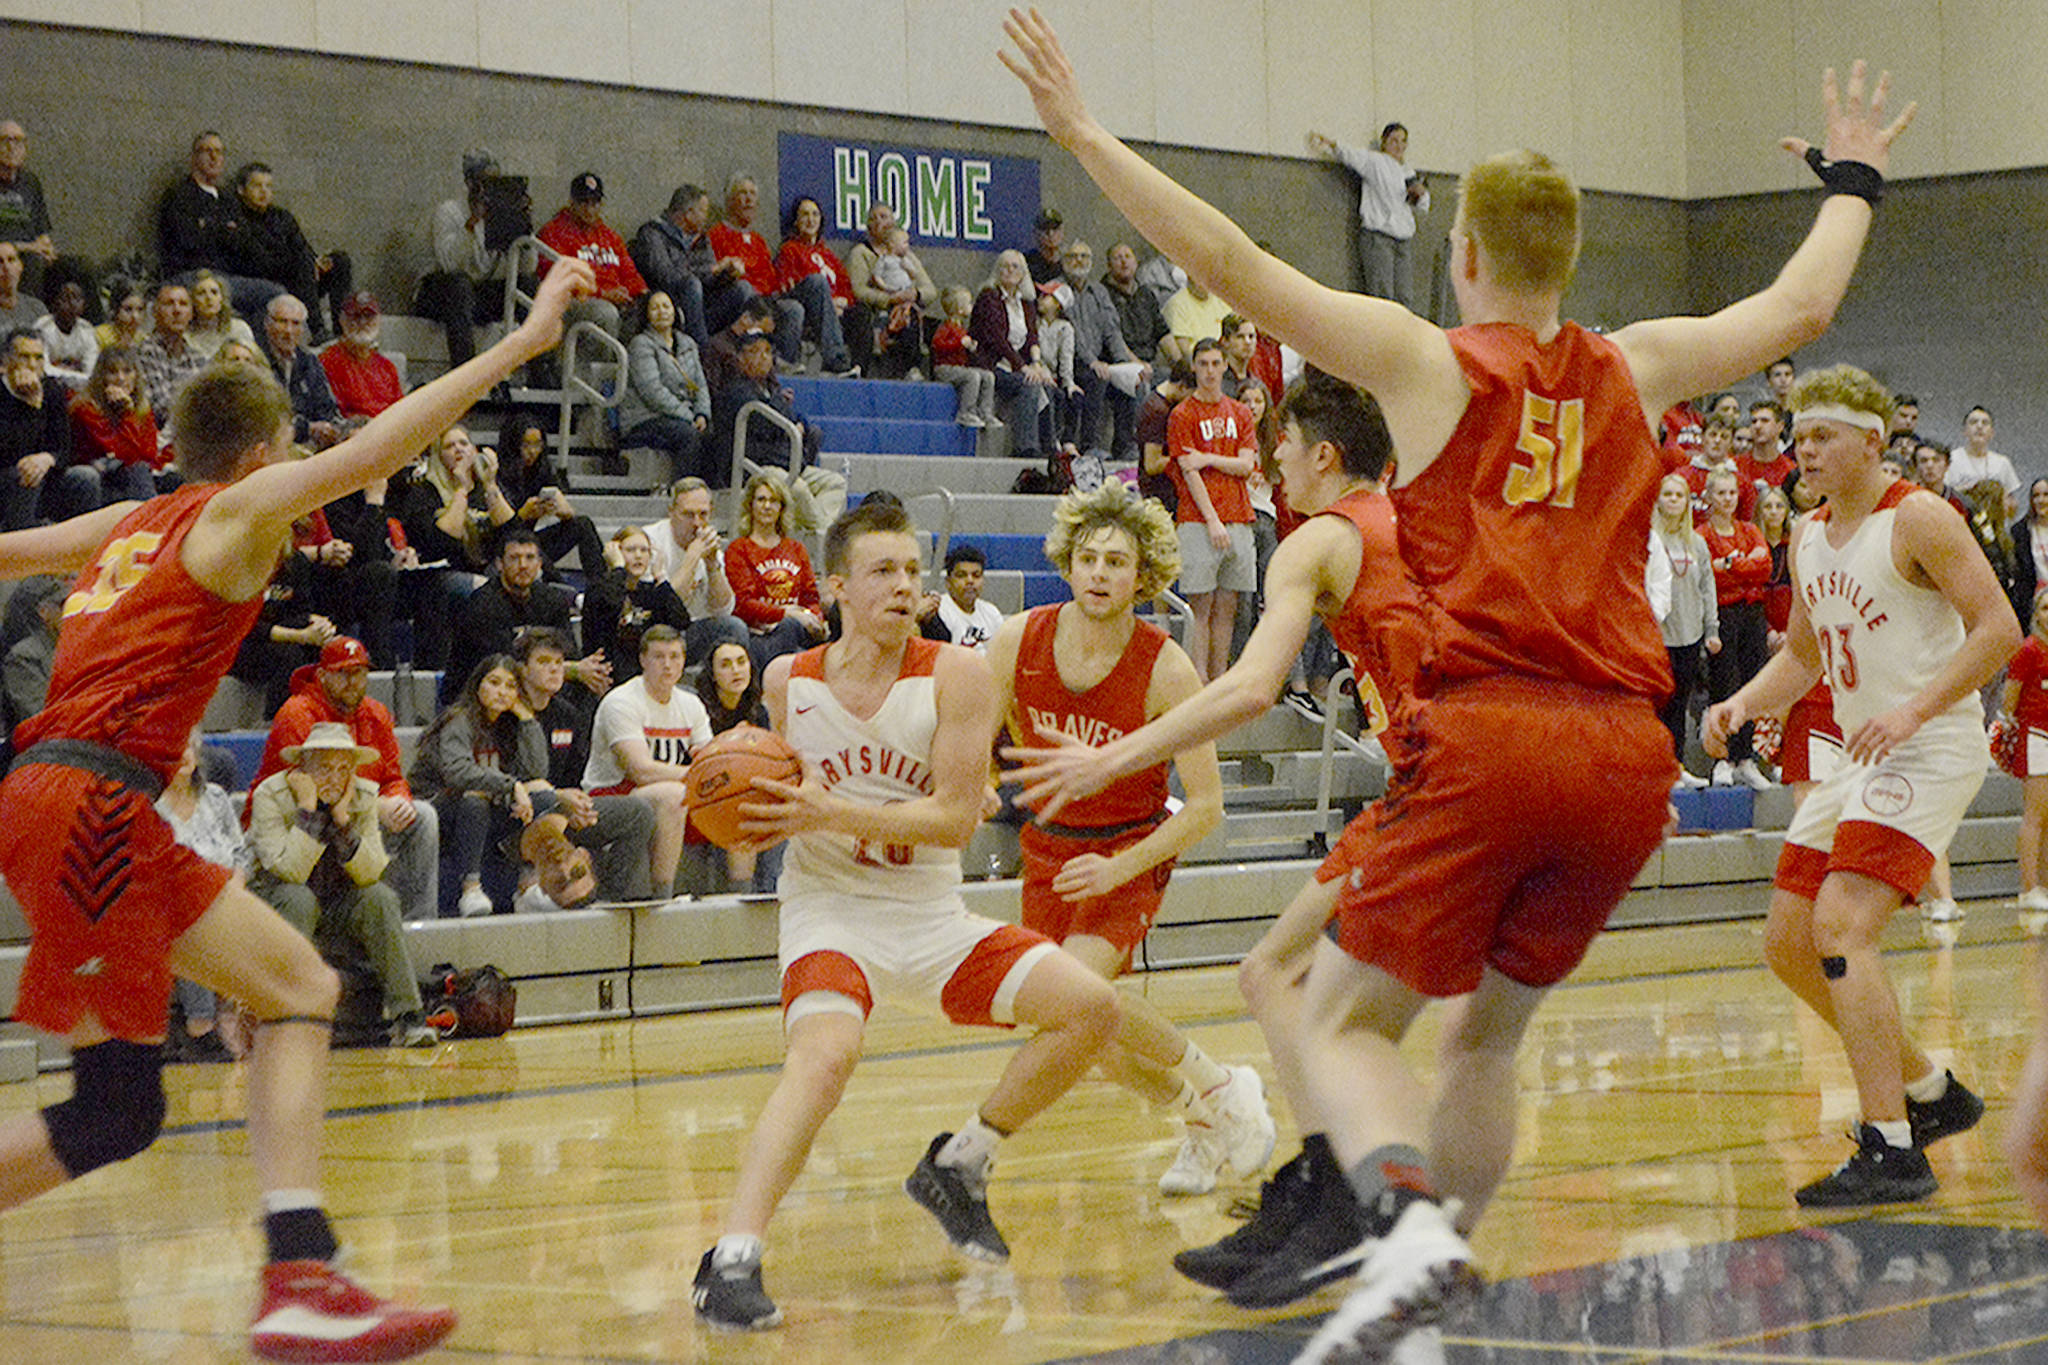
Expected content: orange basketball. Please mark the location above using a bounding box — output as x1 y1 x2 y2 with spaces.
686 724 804 850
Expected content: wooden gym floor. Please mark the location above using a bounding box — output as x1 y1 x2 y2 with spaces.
2 902 2046 1363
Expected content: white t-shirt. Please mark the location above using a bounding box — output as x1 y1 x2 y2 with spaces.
1947 447 2020 503
582 677 713 791
641 518 726 620
937 596 1004 653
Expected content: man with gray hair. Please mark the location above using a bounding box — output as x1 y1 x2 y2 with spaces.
710 175 856 376
418 149 515 364
632 183 756 349
0 122 55 285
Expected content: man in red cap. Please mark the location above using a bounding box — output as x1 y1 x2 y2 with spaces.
318 292 404 419
254 635 439 921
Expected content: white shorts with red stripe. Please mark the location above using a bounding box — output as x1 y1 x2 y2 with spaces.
776 890 1058 1030
1776 713 1988 901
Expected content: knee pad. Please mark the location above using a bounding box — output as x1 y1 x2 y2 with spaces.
42 1039 166 1178
1820 954 1848 980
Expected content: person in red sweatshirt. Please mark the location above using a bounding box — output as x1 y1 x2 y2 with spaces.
537 171 645 346
1701 466 1774 789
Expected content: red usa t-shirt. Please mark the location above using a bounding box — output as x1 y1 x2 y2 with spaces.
1166 394 1255 525
2012 637 2048 730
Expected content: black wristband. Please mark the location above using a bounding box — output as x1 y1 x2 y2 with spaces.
1804 148 1884 205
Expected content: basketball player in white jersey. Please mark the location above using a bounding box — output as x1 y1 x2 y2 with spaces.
690 498 1118 1332
1706 364 2017 1207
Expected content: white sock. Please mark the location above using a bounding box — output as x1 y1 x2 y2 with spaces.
1175 1041 1231 1097
713 1233 763 1268
262 1188 322 1215
1904 1068 1949 1104
1164 1079 1204 1117
1871 1118 1913 1148
938 1116 1003 1175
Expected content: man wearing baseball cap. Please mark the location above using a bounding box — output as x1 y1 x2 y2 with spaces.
247 722 449 1048
1028 206 1065 285
320 291 404 419
536 169 644 345
254 636 440 922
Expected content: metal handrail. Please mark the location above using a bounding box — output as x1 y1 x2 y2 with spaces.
502 235 559 328
729 400 808 492
554 320 628 469
1141 589 1193 645
905 487 955 582
1307 665 1388 838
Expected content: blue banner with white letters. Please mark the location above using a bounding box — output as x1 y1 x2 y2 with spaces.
777 131 1040 252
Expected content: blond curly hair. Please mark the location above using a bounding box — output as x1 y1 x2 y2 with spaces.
1043 482 1180 602
1787 363 1896 430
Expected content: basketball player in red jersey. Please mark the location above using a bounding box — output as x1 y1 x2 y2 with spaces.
1003 9 1913 1356
0 260 594 1362
988 481 1276 1198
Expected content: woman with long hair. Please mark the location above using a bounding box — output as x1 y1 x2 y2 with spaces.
2007 593 2048 914
683 639 782 895
182 268 256 361
969 248 1054 457
1755 485 1794 650
620 289 712 483
1701 467 1771 789
95 276 149 351
406 423 516 572
493 409 605 578
724 470 825 669
583 524 690 682
2012 478 2048 615
1654 472 1717 787
68 345 163 504
775 195 857 374
409 654 552 918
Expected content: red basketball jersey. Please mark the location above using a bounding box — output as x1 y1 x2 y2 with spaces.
1011 604 1171 828
17 485 266 781
1392 322 1672 700
1315 488 1432 753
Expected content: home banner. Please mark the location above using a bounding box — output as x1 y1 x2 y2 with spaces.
778 131 1041 251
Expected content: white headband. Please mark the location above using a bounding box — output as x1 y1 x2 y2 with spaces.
1792 403 1887 434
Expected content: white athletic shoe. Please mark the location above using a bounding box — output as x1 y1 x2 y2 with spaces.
2020 887 2048 912
457 884 494 918
1391 1326 1447 1364
1674 768 1709 790
1203 1064 1279 1179
1733 759 1773 791
1158 1123 1225 1196
1295 1200 1481 1365
1919 897 1962 923
1711 760 1735 787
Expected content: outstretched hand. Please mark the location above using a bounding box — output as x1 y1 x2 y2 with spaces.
1000 730 1117 825
519 259 597 357
1781 60 1917 175
999 8 1094 148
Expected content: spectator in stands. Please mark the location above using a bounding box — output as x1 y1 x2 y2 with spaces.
158 731 247 1062
847 200 936 379
621 289 711 482
95 277 147 352
1161 274 1230 359
1757 486 1795 650
702 296 775 401
684 638 781 896
584 525 690 683
1136 249 1186 312
776 196 857 367
712 330 819 475
1230 376 1281 661
866 227 926 369
449 524 608 705
1914 439 1970 517
1701 467 1772 789
711 175 855 377
156 130 284 319
726 470 825 669
936 543 1003 652
2013 478 2048 616
970 250 1053 459
67 346 160 503
229 550 332 714
182 269 255 363
931 286 994 428
642 477 748 663
537 171 644 341
1059 240 1146 461
0 243 46 335
1034 288 1079 453
1952 406 2022 523
1027 207 1065 285
1216 314 1266 401
1765 356 1795 407
1101 242 1175 367
410 655 549 917
0 122 54 280
260 292 340 447
582 625 705 897
32 268 95 390
1891 392 1920 442
227 162 350 340
1137 359 1193 514
406 422 510 582
492 410 603 577
1744 400 1795 493
256 636 439 923
1652 472 1716 788
418 150 512 366
248 723 441 1045
1683 412 1754 524
0 327 76 529
632 184 753 350
320 293 403 419
1167 337 1257 681
2007 594 2048 915
509 627 658 904
1 573 63 734
137 283 206 447
1306 123 1429 310
1959 479 2022 627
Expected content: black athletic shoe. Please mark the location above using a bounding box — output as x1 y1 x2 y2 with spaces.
1174 1139 1322 1291
1908 1071 1985 1147
905 1134 1011 1262
692 1247 782 1330
1795 1124 1938 1208
1223 1143 1373 1309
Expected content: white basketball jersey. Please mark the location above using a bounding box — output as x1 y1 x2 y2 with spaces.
1794 483 1973 736
779 638 962 902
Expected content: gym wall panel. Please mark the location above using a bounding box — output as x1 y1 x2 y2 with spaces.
1788 0 1946 182
140 0 314 49
1937 0 2048 176
1571 0 1685 199
1260 0 1375 169
1473 0 1575 179
770 0 909 117
1371 0 1479 183
905 0 1038 133
1150 0 1269 155
314 0 479 69
1681 0 1800 199
625 0 775 103
0 0 139 26
1045 0 1159 145
476 0 632 87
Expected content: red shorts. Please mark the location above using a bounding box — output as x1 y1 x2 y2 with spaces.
0 762 233 1041
1779 694 1844 785
1019 820 1172 965
1331 678 1674 996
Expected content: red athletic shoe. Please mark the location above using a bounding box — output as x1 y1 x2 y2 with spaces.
251 1260 457 1362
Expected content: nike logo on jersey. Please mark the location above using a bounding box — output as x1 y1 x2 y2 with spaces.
795 705 816 715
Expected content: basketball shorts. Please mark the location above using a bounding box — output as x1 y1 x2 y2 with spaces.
0 761 233 1041
1779 693 1845 786
2023 724 2048 779
1329 677 1674 997
1176 521 1256 595
1776 712 1988 902
1019 819 1172 966
777 889 1058 1030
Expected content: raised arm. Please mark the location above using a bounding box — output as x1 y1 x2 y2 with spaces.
0 501 140 581
1614 62 1916 420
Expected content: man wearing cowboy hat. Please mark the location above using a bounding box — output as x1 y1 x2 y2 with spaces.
248 721 442 1048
